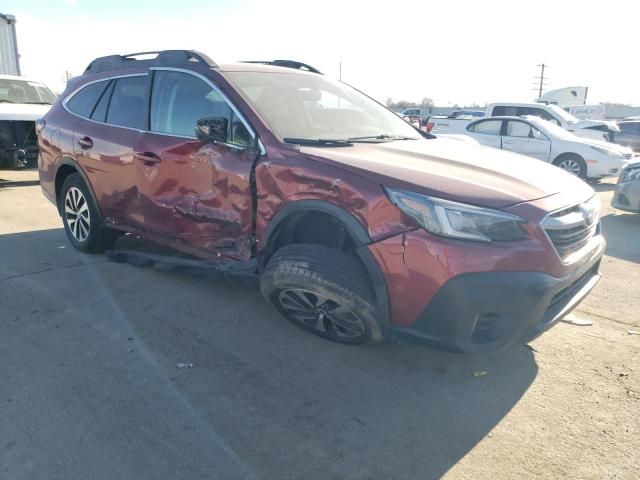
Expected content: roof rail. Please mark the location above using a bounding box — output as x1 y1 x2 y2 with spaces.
241 60 322 74
83 50 217 75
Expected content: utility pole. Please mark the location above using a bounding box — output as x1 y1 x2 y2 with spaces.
339 60 342 81
534 63 547 100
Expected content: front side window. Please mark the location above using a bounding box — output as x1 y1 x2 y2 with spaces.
67 80 109 118
106 76 148 129
150 70 252 146
225 71 422 141
469 120 502 135
506 121 532 137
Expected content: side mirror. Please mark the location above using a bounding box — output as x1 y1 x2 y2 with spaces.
196 117 228 143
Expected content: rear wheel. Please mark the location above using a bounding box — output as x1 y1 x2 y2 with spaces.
260 243 382 344
60 173 118 253
553 154 587 178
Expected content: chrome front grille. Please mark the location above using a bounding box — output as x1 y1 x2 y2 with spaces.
542 196 600 260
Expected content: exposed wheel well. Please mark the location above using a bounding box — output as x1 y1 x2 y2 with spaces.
262 209 372 286
266 210 356 255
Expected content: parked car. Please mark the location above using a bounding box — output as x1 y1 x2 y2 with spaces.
450 110 484 118
613 120 640 152
0 74 57 168
612 162 640 213
38 50 605 352
429 102 619 142
437 116 632 179
399 107 427 117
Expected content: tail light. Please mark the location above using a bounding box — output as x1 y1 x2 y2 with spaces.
426 122 434 133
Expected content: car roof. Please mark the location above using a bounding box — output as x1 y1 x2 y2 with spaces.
216 62 319 75
487 102 554 108
471 116 535 121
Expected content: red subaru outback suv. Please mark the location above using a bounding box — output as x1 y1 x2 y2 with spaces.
38 50 605 351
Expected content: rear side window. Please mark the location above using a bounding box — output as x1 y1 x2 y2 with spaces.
90 80 114 123
106 76 148 129
468 120 502 135
66 80 109 118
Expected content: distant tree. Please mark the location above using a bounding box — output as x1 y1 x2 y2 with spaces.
421 97 434 107
386 97 394 107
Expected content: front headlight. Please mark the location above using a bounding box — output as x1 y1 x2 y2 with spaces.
590 145 624 158
620 167 640 183
385 187 527 242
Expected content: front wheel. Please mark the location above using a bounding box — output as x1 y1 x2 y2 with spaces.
553 154 587 179
59 173 118 253
260 244 382 345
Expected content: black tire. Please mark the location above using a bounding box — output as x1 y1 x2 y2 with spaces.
59 173 118 253
553 154 587 179
260 243 382 345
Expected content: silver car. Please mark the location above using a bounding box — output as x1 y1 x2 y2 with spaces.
612 162 640 212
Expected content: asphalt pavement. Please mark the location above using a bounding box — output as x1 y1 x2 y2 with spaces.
1 169 638 480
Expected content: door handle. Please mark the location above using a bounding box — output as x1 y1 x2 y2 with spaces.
77 136 93 150
134 151 162 165
503 140 515 145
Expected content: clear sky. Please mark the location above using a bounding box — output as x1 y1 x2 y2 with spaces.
3 0 639 106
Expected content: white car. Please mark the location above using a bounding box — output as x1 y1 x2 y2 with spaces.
439 116 634 179
0 74 57 168
430 102 619 143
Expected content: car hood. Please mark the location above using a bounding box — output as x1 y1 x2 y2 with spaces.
301 137 594 208
0 103 51 121
574 119 620 132
577 137 633 155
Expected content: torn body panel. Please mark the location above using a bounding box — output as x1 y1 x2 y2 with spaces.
253 145 414 250
133 133 255 260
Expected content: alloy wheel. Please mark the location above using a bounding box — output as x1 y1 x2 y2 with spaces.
64 186 91 242
558 158 582 176
277 288 366 339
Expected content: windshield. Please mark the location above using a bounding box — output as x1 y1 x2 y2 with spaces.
0 78 58 105
224 71 422 142
547 104 578 124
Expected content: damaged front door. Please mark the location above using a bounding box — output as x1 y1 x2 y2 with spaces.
135 69 258 260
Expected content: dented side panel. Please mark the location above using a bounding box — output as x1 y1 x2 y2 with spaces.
254 146 414 248
134 132 255 260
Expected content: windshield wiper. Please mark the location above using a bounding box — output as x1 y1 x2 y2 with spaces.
347 134 418 142
0 100 15 103
24 101 53 105
283 137 353 147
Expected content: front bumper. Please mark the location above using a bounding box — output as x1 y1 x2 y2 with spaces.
370 228 605 353
612 180 640 212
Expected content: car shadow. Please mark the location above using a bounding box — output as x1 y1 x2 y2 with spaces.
601 212 640 263
591 181 617 193
0 179 40 189
1 228 538 480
